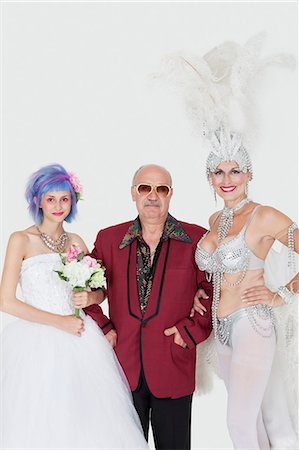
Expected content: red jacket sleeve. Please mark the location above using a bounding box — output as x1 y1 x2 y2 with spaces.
175 268 212 349
83 230 114 334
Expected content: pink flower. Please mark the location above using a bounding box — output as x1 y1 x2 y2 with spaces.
68 172 83 194
83 255 97 268
66 245 82 262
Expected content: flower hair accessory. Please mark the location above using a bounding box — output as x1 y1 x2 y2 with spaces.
68 172 83 202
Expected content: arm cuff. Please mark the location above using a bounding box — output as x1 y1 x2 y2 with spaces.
101 320 114 334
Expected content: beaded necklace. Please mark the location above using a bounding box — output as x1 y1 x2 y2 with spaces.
217 197 251 243
36 226 69 253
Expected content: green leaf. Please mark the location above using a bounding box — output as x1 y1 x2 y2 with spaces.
54 270 68 281
77 252 85 262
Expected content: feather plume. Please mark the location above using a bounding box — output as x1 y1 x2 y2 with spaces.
155 33 296 151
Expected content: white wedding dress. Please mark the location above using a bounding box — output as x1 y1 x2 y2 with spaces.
1 253 149 449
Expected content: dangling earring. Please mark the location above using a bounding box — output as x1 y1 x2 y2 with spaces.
214 189 217 204
245 182 249 196
208 175 217 204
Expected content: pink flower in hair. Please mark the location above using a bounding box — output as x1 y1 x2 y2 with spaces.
68 171 83 201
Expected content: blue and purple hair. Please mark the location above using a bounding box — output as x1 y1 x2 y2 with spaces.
25 164 78 224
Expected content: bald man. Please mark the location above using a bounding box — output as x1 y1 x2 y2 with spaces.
82 164 212 450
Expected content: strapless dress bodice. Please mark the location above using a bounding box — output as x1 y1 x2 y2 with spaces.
20 253 74 315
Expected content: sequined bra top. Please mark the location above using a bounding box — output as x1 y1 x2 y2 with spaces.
195 206 265 274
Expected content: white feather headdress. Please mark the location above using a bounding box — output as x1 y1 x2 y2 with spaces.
158 33 295 176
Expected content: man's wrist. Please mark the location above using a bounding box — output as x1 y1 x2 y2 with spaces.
88 288 106 306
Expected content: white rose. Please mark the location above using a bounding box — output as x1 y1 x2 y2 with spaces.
63 261 92 288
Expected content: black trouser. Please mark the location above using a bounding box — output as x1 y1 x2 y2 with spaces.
132 371 193 450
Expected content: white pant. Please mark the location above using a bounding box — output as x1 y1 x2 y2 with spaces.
216 312 297 450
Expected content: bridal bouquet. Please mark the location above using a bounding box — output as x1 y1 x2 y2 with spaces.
55 244 106 317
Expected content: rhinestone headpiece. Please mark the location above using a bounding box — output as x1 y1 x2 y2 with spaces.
206 124 253 178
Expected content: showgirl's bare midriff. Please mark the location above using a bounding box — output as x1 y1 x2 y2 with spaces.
217 269 265 318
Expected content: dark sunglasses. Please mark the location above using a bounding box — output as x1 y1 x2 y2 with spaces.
134 183 172 198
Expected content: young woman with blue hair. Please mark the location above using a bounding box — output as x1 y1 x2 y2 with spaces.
0 163 148 449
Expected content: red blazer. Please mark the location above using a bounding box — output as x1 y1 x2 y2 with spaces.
85 218 212 399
